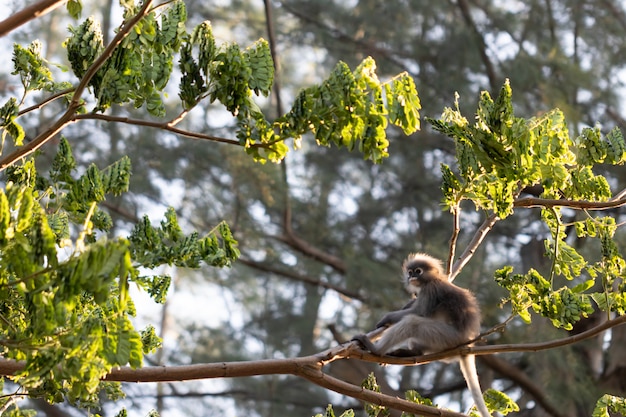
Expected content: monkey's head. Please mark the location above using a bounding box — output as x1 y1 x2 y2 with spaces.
402 253 446 294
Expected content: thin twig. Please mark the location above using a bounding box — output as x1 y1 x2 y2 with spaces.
447 204 461 276
74 113 241 146
449 213 499 281
514 196 626 210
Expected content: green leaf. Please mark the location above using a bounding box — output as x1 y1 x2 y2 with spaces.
66 0 82 18
592 394 626 417
0 98 25 146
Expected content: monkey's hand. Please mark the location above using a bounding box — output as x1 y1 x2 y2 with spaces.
351 334 369 348
375 315 396 328
351 334 378 354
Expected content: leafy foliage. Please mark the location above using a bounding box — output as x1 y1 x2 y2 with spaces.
0 140 238 407
592 394 626 417
476 389 519 416
314 405 354 417
431 80 626 331
4 0 422 165
361 373 390 417
277 57 420 163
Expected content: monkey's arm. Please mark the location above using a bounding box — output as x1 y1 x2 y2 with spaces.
375 306 415 328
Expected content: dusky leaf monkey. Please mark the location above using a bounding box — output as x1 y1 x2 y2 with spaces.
352 253 491 417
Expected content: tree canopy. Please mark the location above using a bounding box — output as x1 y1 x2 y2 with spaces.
0 1 626 417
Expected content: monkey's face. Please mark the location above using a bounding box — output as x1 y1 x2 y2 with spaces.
404 262 430 294
402 254 445 294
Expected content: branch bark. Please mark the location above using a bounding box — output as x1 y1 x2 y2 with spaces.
1 314 624 415
0 0 66 38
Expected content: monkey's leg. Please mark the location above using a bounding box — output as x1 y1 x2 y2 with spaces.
386 347 424 357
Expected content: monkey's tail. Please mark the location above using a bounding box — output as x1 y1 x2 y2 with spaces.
459 355 491 417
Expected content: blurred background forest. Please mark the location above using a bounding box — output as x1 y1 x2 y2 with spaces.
3 1 626 416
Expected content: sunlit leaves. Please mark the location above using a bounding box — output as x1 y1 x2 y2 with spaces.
495 267 594 330
592 395 626 417
577 126 626 165
129 209 240 269
314 405 355 417
12 41 56 92
385 74 421 134
430 79 626 332
479 389 519 416
0 98 25 146
65 2 187 115
277 57 420 163
246 39 274 96
0 138 238 406
65 17 104 80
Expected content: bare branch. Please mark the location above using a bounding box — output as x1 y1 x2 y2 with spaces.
0 315 624 415
74 113 241 146
446 205 461 276
274 233 348 274
455 0 498 91
449 213 499 281
0 0 66 38
514 196 626 210
17 88 75 117
238 257 363 301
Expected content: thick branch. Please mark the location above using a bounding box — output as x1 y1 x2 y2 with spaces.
480 355 566 417
0 0 66 38
0 315 623 416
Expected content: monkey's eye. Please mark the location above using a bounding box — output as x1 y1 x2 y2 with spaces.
408 267 423 277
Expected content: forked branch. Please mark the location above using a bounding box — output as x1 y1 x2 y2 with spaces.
0 314 624 416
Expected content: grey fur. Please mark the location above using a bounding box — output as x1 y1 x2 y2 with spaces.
352 253 491 417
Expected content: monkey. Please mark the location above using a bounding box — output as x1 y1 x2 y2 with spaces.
352 253 491 417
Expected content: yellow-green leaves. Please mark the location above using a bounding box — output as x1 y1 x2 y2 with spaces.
593 395 626 417
385 74 421 135
65 17 104 79
129 208 240 269
0 129 239 406
277 57 420 164
495 267 594 330
0 98 25 147
479 389 519 416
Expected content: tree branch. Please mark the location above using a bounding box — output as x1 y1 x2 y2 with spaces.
0 0 66 38
238 257 362 301
514 195 626 210
449 213 499 281
455 0 498 91
0 0 155 171
1 314 624 415
74 113 241 146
